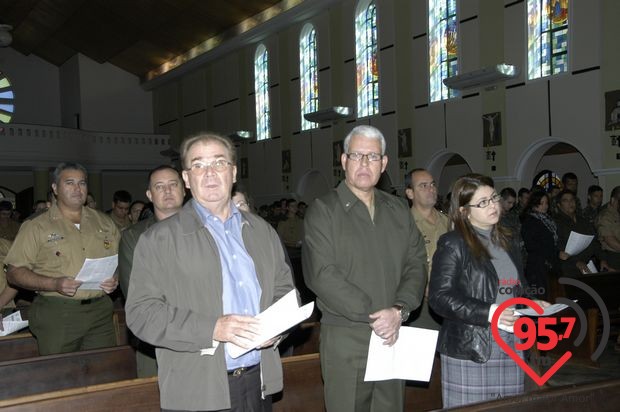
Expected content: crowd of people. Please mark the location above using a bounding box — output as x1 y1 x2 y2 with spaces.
0 125 618 411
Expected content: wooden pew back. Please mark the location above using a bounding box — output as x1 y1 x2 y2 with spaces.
0 332 38 361
0 345 137 400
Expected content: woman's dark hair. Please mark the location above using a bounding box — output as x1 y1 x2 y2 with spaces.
449 174 509 260
522 189 549 217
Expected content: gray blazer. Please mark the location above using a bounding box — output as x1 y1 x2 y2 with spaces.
125 201 296 411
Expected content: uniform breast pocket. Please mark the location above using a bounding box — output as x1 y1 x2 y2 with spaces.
40 239 71 273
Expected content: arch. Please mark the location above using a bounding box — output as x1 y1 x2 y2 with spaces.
296 169 330 204
514 137 595 187
425 150 472 195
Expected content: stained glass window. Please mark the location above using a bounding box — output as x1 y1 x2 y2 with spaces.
534 170 562 191
527 0 568 80
0 72 15 124
254 44 270 141
429 0 457 102
300 24 319 131
355 1 379 118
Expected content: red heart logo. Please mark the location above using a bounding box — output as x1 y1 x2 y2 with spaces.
491 297 572 386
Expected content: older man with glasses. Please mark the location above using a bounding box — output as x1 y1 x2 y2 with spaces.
125 133 296 412
303 125 427 411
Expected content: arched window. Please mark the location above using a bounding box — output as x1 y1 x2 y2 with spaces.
428 0 457 102
0 72 15 123
355 0 379 118
300 24 319 131
254 44 270 141
527 0 568 80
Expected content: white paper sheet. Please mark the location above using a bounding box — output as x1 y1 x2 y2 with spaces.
226 290 314 359
364 326 438 382
586 260 598 273
74 255 118 290
514 302 574 317
1 311 29 336
564 231 594 256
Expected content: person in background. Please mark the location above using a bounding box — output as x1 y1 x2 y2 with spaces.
86 192 97 209
231 184 251 213
561 172 582 216
0 238 17 331
583 185 603 228
119 165 185 378
429 174 550 408
277 199 304 254
404 168 449 330
520 190 563 299
514 188 530 216
128 200 146 225
555 189 611 276
108 190 132 230
0 200 20 241
595 186 620 270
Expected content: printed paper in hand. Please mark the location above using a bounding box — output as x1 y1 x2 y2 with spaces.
75 255 118 290
564 231 594 256
364 326 438 382
227 290 314 359
1 311 29 336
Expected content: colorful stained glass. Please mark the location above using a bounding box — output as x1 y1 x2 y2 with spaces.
300 24 318 131
355 1 379 118
0 72 14 124
429 0 458 102
534 170 561 191
527 0 568 80
254 45 270 140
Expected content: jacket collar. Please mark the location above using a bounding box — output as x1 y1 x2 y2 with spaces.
178 199 254 235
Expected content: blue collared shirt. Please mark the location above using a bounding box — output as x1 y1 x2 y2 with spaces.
193 199 262 370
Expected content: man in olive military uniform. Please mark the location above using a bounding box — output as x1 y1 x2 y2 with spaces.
596 186 620 269
5 162 120 355
303 125 426 412
405 168 449 330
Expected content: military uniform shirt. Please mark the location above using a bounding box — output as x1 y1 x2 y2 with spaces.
4 204 120 300
596 205 620 252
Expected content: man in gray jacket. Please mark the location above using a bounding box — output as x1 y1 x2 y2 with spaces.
303 125 427 411
126 132 296 411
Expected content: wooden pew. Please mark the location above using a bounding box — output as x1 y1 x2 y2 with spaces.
0 345 137 399
0 378 160 412
0 332 38 361
273 353 323 411
0 351 445 411
546 272 620 366
448 378 620 411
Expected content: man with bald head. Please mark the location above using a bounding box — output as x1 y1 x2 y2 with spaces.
303 125 427 411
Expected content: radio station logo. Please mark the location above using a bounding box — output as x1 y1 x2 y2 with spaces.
491 277 610 386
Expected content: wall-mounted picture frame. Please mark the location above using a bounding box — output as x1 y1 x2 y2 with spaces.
605 90 620 130
282 150 291 173
482 112 502 147
397 128 412 158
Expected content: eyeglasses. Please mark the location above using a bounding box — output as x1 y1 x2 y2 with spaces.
345 152 383 162
466 193 502 209
152 181 180 193
186 159 232 174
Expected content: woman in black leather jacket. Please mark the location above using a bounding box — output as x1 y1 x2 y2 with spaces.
429 175 549 408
